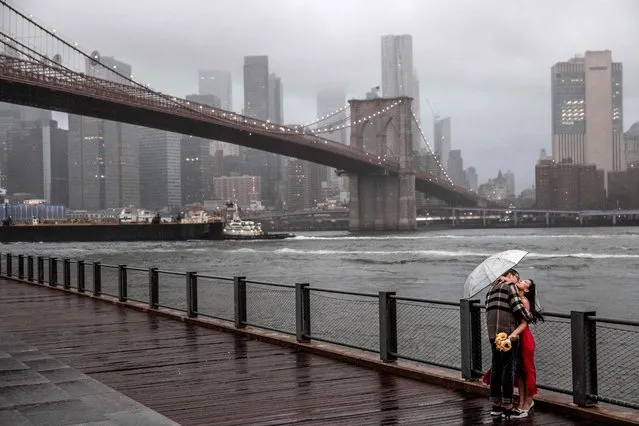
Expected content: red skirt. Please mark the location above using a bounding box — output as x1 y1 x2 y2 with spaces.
482 328 538 396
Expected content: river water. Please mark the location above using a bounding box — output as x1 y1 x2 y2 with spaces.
5 226 638 319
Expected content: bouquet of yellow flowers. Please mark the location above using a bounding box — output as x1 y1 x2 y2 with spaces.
495 332 512 352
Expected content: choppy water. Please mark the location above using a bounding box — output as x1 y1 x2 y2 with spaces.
5 226 639 319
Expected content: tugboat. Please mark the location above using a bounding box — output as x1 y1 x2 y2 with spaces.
222 202 294 240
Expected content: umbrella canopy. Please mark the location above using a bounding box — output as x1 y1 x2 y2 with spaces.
462 249 528 299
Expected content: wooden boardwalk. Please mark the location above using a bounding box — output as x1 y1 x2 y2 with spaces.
0 279 600 425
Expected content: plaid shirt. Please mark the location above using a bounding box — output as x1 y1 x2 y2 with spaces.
485 279 532 340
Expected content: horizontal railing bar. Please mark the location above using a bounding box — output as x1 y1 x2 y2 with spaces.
590 316 639 327
393 296 460 307
195 274 234 282
309 336 378 354
396 353 462 371
591 394 639 410
245 322 295 336
245 280 295 289
158 303 187 312
126 266 148 272
537 383 573 395
309 288 377 298
196 312 234 322
542 311 572 320
157 270 186 277
100 263 118 269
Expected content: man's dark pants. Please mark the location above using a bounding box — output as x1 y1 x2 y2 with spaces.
489 338 520 404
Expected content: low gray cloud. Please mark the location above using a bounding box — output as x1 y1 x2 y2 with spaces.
17 0 639 191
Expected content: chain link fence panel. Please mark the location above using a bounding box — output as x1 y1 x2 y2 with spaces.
309 290 379 352
595 321 639 407
246 281 296 334
195 275 234 321
83 261 94 292
100 265 119 297
395 299 461 370
530 316 573 393
125 268 149 303
157 271 186 311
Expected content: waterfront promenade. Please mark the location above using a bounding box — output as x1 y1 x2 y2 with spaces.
0 278 630 425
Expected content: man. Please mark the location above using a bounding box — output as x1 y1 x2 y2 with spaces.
485 268 532 419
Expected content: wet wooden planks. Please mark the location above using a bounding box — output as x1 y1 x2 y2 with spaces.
0 279 597 425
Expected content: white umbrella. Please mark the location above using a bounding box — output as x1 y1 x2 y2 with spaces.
462 249 528 299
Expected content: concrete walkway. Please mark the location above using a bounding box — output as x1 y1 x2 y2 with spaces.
0 331 178 426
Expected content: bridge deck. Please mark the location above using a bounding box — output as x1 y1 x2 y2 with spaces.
0 279 596 425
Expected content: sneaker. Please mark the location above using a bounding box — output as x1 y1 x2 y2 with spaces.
490 405 503 416
502 407 528 419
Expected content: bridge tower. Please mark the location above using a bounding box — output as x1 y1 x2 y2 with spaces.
348 96 416 231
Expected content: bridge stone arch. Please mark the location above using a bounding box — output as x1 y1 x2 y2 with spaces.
347 96 416 232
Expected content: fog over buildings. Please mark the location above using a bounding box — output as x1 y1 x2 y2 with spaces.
11 0 639 191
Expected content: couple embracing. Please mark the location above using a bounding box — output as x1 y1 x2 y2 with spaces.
483 268 544 419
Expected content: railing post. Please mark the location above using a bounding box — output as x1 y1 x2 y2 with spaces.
148 268 159 309
571 311 598 407
37 256 44 284
93 262 101 296
27 255 34 282
234 276 247 328
118 264 127 302
186 272 198 318
77 260 85 292
63 258 71 289
295 283 311 342
460 299 483 380
379 291 398 362
6 253 12 277
17 254 24 280
49 257 57 286
0 253 3 276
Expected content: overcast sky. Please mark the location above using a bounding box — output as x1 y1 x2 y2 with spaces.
15 0 639 191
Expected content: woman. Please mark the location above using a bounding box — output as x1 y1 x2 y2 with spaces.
515 279 544 411
482 279 544 412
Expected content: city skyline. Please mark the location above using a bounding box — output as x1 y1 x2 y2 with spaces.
11 0 639 191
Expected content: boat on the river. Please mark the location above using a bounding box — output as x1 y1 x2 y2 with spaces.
223 202 294 240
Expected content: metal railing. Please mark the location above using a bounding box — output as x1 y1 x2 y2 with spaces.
0 252 636 411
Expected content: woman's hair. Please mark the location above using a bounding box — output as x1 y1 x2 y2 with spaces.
527 280 545 323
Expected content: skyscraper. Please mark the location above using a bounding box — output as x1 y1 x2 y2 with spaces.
381 35 415 99
242 56 283 208
503 170 515 197
317 88 347 144
381 35 421 154
625 122 639 168
139 129 181 210
551 50 623 187
69 56 140 209
465 167 478 193
447 149 467 188
181 135 214 205
268 73 283 125
243 56 269 120
198 70 232 110
434 117 451 171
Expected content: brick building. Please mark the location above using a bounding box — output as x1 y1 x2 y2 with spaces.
608 166 639 209
535 160 605 209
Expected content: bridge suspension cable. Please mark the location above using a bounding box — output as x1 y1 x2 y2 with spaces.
411 111 454 186
301 103 350 128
